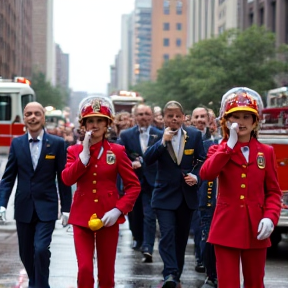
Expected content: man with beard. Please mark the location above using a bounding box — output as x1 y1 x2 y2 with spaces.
0 102 72 288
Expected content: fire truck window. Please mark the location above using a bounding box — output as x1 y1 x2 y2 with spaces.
21 94 34 112
12 115 21 123
0 95 12 121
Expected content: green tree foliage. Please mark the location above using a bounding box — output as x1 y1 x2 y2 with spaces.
184 25 280 112
31 72 69 109
132 26 288 114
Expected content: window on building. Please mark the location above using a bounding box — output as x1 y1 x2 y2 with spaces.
249 12 254 25
163 0 170 15
176 23 182 30
0 95 12 121
163 23 170 31
218 24 225 34
163 38 170 46
259 7 264 26
163 54 170 61
176 38 182 47
176 1 183 15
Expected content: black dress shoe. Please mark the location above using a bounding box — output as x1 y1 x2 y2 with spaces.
162 275 178 288
195 263 206 273
142 252 153 263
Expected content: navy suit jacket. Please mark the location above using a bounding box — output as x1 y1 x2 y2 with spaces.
119 125 163 187
0 132 72 223
144 126 206 210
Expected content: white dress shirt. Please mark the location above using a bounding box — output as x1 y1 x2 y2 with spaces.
241 146 249 163
139 126 150 153
171 129 182 159
28 130 44 169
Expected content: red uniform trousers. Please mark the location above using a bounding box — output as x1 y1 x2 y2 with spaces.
214 245 267 288
73 224 119 288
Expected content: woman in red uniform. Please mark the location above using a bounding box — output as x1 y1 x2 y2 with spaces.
62 97 140 288
200 87 282 288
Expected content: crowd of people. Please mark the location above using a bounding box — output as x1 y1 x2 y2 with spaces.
0 87 282 288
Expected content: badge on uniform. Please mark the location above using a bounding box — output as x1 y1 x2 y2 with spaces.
184 149 194 155
106 151 115 165
257 152 265 169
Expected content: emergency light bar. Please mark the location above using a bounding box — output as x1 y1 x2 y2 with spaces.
0 76 31 85
14 77 31 85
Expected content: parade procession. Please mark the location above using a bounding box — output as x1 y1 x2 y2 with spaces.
1 1 288 288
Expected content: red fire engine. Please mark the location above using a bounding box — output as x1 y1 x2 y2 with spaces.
0 77 36 155
259 86 288 246
109 90 144 113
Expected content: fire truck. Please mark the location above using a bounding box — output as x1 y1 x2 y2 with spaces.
259 86 288 246
0 77 36 155
109 90 144 113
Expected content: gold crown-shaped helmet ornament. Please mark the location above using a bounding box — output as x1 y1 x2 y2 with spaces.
219 87 264 119
78 96 115 124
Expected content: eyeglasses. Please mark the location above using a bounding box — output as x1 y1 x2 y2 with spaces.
137 112 151 116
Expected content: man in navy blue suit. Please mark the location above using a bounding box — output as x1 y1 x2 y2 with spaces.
119 104 163 262
0 102 72 288
144 101 206 288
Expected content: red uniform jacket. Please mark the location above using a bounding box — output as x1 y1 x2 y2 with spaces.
200 138 282 249
62 140 141 228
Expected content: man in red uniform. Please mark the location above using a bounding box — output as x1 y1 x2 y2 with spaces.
200 87 282 288
61 96 141 288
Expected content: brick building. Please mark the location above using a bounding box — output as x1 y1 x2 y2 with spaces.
0 0 33 79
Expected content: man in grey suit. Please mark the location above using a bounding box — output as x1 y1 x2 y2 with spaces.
0 102 72 288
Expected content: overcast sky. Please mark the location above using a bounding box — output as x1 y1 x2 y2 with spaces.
54 0 134 94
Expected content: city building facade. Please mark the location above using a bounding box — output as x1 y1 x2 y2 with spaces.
32 0 56 85
187 0 238 48
0 0 33 79
119 13 134 90
134 0 152 84
151 0 188 81
239 0 288 46
55 44 69 90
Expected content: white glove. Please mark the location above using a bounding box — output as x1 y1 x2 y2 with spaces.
79 131 91 165
101 208 122 227
0 206 7 222
62 212 70 227
257 218 274 240
162 127 178 146
227 122 239 149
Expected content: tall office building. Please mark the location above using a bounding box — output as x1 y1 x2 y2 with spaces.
55 44 69 89
151 0 188 81
239 0 288 46
119 13 134 90
32 0 55 85
0 0 33 79
187 0 238 48
134 0 152 84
